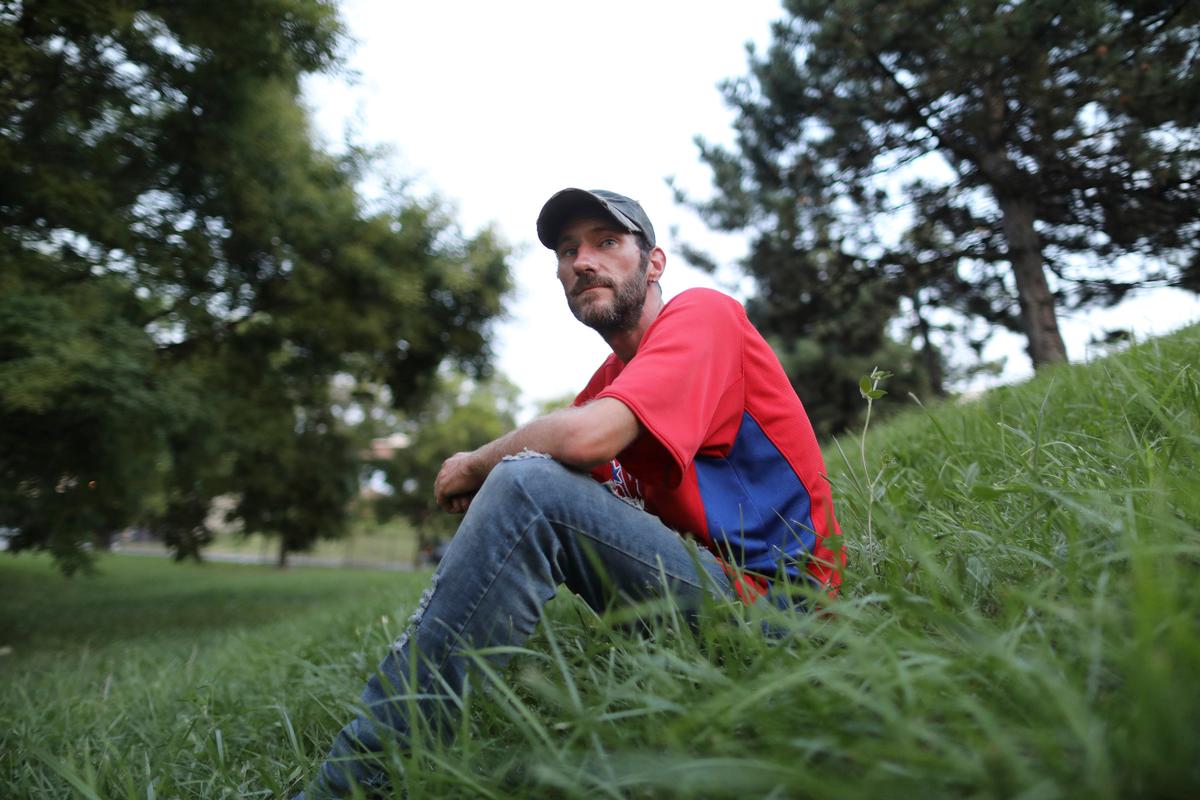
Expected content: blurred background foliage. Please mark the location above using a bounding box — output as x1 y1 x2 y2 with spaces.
371 372 521 558
0 0 512 572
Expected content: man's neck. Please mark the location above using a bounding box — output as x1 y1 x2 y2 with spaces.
603 289 665 363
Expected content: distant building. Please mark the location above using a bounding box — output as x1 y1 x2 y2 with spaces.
364 432 410 461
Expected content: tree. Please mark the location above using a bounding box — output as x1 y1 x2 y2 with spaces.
0 272 181 574
684 0 1200 380
0 1 512 571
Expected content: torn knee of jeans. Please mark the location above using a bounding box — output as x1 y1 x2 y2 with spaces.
392 572 439 652
501 448 553 462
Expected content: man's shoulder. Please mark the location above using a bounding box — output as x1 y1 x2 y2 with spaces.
659 288 746 330
637 288 749 365
664 287 743 314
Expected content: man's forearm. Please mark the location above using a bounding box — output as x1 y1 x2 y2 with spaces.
471 402 622 477
433 398 640 512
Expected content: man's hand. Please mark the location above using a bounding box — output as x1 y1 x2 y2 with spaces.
434 451 485 513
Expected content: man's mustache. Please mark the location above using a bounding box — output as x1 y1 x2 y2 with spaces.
571 276 614 296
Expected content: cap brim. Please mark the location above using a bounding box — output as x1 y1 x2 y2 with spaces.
536 188 639 250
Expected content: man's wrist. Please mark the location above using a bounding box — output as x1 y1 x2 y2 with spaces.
466 444 498 482
468 447 489 479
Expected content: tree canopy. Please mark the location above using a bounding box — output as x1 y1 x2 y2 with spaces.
682 0 1199 431
0 1 512 572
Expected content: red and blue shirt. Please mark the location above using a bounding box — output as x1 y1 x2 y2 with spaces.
575 288 843 598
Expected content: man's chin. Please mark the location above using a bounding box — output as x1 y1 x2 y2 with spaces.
571 297 610 322
575 311 613 330
569 289 645 335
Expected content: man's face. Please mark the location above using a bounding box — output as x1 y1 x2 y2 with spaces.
555 216 650 337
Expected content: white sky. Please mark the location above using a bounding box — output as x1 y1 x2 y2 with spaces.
304 0 1200 415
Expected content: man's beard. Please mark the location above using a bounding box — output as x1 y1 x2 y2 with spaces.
567 255 650 337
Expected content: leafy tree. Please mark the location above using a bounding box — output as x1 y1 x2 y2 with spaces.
373 373 520 561
533 391 577 417
0 272 179 574
683 0 1200 390
0 1 511 571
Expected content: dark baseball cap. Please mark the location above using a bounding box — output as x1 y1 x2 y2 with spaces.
536 188 656 250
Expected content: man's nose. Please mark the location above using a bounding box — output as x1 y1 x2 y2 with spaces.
572 244 599 272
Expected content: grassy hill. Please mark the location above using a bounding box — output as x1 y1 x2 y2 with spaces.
2 326 1197 799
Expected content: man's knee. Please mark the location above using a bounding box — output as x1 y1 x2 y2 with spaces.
482 452 579 500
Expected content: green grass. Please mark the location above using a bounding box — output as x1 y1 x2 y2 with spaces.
3 326 1198 798
0 558 429 798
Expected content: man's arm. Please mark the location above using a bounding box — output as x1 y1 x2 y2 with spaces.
433 397 639 513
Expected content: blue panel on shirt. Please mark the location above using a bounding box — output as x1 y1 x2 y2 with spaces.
694 412 816 580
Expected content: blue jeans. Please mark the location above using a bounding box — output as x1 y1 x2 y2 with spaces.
299 455 735 798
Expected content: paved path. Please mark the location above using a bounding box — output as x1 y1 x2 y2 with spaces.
115 544 417 572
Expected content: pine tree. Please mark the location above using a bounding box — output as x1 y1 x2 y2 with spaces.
685 0 1199 381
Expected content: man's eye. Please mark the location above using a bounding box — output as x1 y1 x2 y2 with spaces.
601 238 617 247
559 247 577 259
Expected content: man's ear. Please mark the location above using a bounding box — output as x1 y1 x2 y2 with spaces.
647 246 666 284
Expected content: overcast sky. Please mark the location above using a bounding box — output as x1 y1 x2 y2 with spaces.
304 0 1200 414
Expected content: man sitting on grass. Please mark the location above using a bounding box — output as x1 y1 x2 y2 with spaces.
298 188 844 797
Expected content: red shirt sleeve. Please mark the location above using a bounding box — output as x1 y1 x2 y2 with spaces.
595 289 746 486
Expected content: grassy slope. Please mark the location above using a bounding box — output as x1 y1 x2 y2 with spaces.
818 326 1200 799
2 326 1197 799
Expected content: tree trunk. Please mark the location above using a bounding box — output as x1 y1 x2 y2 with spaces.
414 515 433 568
277 539 289 569
911 295 946 396
978 83 1068 369
994 194 1068 367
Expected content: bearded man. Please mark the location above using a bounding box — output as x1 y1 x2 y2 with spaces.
298 189 843 798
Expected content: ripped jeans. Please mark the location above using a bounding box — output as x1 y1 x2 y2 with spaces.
299 456 735 798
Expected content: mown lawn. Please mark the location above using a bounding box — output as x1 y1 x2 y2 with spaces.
0 557 430 798
3 325 1198 799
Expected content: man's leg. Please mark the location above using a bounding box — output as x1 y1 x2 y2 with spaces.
300 456 733 798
